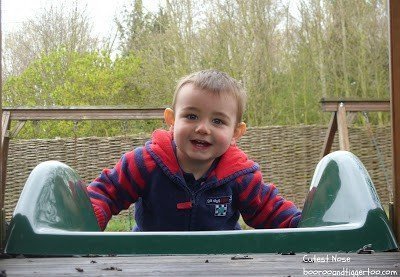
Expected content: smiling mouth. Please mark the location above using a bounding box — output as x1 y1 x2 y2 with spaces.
190 140 212 148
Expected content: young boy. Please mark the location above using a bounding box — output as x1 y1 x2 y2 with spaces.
87 69 301 231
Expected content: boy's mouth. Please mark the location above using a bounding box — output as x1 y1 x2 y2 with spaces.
190 139 212 148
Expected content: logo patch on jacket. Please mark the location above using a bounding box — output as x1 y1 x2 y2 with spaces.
206 196 232 217
214 204 228 216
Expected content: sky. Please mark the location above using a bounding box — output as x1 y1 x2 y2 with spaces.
1 0 164 39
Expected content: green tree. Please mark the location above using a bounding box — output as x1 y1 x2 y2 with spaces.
4 0 390 138
3 49 163 138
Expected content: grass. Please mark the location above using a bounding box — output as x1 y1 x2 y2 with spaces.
105 216 135 232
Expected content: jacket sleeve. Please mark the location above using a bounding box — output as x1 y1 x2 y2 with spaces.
86 146 156 230
236 170 301 229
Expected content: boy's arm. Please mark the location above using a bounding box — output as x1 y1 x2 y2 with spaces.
87 147 155 230
237 170 301 229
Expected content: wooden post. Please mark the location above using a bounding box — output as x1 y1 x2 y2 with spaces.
320 99 389 158
389 0 400 244
1 112 10 199
0 0 4 252
321 112 337 158
337 103 350 151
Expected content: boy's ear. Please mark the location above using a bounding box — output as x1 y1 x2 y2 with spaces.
164 108 175 129
231 122 246 145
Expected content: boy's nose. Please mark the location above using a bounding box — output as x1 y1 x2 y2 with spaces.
195 121 211 134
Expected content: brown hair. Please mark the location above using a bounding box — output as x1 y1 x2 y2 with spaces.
172 69 247 123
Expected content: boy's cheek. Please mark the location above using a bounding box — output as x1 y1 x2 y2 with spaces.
215 132 234 145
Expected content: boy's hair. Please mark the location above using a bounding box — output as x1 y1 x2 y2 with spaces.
172 69 247 123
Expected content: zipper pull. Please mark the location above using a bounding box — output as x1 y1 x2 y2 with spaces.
177 201 192 210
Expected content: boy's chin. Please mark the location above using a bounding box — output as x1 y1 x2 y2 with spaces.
186 154 216 164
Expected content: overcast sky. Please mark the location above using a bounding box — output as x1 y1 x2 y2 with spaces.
1 0 164 39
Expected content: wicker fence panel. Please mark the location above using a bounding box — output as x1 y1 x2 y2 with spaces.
4 126 392 220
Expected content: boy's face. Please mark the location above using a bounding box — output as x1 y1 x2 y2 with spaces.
165 84 246 172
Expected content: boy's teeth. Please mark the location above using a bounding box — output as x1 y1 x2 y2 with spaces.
192 140 209 146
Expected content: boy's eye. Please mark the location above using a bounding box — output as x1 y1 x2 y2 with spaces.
186 114 197 120
212 118 224 125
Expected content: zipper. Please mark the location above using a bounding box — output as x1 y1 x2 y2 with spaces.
176 178 196 231
188 193 195 230
176 178 216 230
